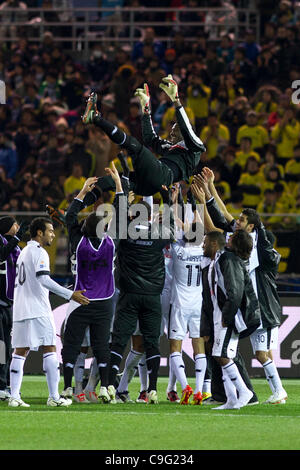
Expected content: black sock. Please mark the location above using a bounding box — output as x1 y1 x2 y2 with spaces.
108 350 123 386
98 365 108 388
146 354 160 392
63 363 74 389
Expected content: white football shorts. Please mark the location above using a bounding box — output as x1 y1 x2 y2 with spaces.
168 305 201 340
12 315 56 351
250 326 278 353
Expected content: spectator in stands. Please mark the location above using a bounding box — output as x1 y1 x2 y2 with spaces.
161 48 177 76
0 0 28 39
87 44 111 86
65 128 95 178
236 110 269 153
225 190 244 217
261 165 290 197
63 162 86 198
86 127 112 178
132 27 165 63
37 134 65 178
235 136 261 169
205 46 226 85
216 33 235 64
110 64 137 119
1 193 22 212
213 166 231 201
220 95 249 145
254 88 278 126
219 146 242 190
256 44 279 87
228 46 255 95
39 70 62 101
237 156 264 209
186 71 211 133
256 188 285 228
285 144 300 195
241 29 261 64
144 56 166 89
259 145 284 179
0 166 13 208
35 173 64 209
124 102 143 142
0 132 18 180
273 182 295 213
270 0 297 26
271 106 300 165
200 111 230 160
267 93 291 129
179 0 205 37
210 85 230 119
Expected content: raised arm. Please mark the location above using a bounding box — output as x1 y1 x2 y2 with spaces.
191 180 223 233
135 83 173 152
202 167 234 223
159 75 206 153
65 176 99 252
104 162 128 244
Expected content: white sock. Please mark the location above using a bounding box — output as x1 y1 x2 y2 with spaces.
222 367 237 404
138 354 148 392
223 360 249 397
117 349 142 393
166 356 177 393
263 360 284 394
170 352 188 390
10 354 26 399
85 357 99 392
203 379 211 395
74 352 87 395
43 352 60 400
194 354 207 394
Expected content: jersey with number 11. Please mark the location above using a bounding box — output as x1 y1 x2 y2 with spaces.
171 241 203 308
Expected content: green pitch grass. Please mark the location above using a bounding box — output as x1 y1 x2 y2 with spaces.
0 376 299 450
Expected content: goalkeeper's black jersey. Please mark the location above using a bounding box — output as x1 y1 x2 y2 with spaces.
142 106 206 183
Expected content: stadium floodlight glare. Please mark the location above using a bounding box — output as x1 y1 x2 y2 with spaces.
0 80 5 104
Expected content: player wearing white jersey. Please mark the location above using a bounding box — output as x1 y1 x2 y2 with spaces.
9 217 89 408
169 228 206 405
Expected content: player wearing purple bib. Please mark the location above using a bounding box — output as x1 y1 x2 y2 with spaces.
61 164 128 403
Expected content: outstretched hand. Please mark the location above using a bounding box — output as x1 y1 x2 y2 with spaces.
202 167 215 184
104 161 122 192
159 75 179 102
71 289 90 305
191 182 206 204
134 83 150 113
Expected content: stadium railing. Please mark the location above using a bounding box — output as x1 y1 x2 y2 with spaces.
0 6 260 54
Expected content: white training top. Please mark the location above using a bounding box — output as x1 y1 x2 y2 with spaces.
171 241 203 309
13 240 72 321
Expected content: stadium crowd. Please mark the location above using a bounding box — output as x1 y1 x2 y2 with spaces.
1 0 300 232
0 0 293 410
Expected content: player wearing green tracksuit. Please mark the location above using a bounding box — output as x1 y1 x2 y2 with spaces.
82 76 206 196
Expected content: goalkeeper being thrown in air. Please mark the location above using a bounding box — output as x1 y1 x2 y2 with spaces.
82 75 206 197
